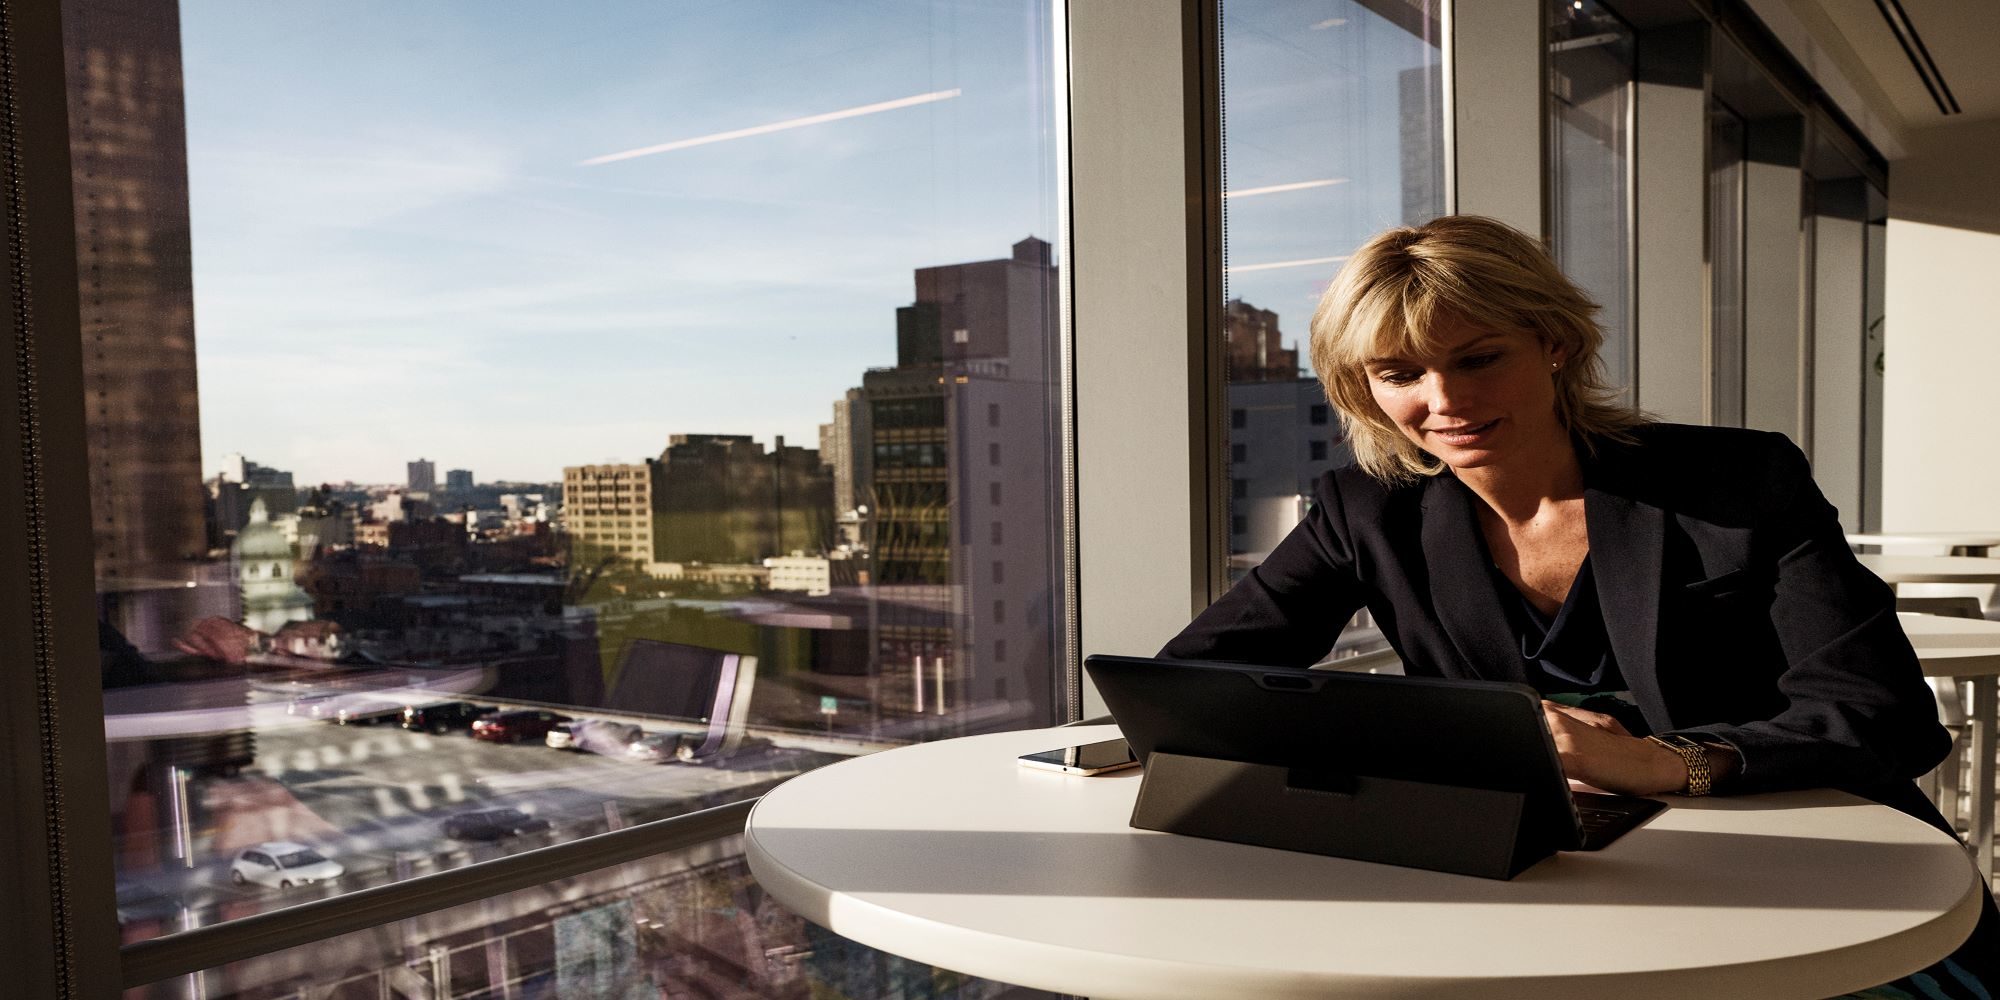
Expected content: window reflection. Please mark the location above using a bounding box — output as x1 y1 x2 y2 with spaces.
130 838 1060 1000
75 0 1062 940
1217 0 1444 658
1549 0 1637 399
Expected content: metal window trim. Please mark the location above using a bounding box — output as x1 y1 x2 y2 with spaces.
2 0 125 996
119 797 756 988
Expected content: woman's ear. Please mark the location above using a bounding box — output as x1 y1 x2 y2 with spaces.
1541 336 1568 370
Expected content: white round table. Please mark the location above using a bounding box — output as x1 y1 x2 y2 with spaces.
1859 553 2000 585
1903 612 2000 882
1849 532 2000 557
745 725 1982 1000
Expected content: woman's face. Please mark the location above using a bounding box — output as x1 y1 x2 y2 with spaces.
1362 315 1567 473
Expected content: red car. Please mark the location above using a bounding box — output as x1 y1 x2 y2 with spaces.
470 709 571 744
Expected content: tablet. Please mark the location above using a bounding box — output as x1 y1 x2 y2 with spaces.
1084 654 1661 856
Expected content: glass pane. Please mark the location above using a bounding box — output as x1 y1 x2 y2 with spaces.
129 836 1062 1000
72 0 1064 940
1707 101 1748 427
1548 0 1636 400
1218 0 1445 657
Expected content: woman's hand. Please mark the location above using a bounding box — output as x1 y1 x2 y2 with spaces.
171 617 260 665
1541 700 1687 796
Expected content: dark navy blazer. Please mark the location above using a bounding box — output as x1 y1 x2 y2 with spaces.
1163 422 1951 801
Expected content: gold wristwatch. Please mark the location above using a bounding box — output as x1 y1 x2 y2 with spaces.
1646 734 1712 796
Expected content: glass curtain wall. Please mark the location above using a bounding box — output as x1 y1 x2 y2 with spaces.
1217 0 1445 658
65 1 1066 993
1548 0 1636 400
1707 101 1748 427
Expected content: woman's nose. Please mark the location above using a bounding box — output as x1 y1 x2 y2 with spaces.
1424 372 1472 414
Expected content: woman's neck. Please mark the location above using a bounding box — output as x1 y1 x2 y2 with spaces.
1453 436 1586 526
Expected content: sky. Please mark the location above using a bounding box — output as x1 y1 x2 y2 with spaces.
178 0 1433 486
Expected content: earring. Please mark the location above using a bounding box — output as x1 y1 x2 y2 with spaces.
1550 362 1560 371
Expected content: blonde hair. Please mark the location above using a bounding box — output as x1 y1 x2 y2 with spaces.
1308 215 1645 484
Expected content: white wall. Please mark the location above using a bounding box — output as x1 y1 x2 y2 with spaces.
1882 119 2000 530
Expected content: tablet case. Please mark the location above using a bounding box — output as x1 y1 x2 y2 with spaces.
1129 751 1544 879
1089 655 1581 879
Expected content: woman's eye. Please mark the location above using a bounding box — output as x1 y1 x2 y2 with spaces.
1461 352 1502 369
1375 370 1420 386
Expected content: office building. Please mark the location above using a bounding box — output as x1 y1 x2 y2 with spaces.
207 454 298 545
406 458 437 493
820 388 868 522
61 0 207 614
857 237 1060 721
651 433 832 567
445 468 473 491
562 462 656 564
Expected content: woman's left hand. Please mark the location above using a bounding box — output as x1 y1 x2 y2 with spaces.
1541 700 1686 796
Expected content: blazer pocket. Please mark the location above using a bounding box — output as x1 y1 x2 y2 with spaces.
1682 568 1759 599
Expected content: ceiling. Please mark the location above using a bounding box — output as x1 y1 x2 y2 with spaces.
1809 0 2000 129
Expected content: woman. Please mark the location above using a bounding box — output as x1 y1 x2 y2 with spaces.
1163 215 1993 994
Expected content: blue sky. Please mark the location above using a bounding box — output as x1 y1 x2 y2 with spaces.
179 0 1431 486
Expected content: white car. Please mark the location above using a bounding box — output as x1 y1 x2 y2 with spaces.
626 732 692 763
229 841 344 889
566 719 643 756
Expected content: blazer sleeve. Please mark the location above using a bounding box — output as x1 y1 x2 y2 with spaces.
1673 435 1950 794
1160 471 1370 667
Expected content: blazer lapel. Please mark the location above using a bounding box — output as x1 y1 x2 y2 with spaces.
1420 475 1528 683
1583 465 1670 733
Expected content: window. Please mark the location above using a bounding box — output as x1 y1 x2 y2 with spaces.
1218 0 1441 662
1232 478 1248 499
993 600 1006 624
992 560 1005 584
70 0 1068 975
990 481 1003 505
1549 0 1636 398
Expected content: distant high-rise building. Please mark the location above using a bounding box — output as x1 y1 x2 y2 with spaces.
562 463 656 564
855 236 1060 723
63 0 207 594
446 469 474 491
208 454 298 545
1225 298 1301 383
820 388 868 518
1221 300 1352 558
407 459 437 492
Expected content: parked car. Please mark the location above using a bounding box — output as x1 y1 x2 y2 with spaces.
470 709 570 744
285 693 337 721
115 879 182 928
228 841 343 889
402 701 496 734
441 807 552 842
334 699 404 726
550 718 642 755
626 732 693 763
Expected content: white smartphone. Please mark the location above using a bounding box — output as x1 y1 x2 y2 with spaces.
1017 737 1140 775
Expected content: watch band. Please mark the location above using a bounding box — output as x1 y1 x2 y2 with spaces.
1647 734 1712 796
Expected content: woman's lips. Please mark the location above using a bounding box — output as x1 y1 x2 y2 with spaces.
1428 418 1499 445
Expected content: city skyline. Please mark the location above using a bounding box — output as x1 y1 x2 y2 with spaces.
179 1 1061 485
